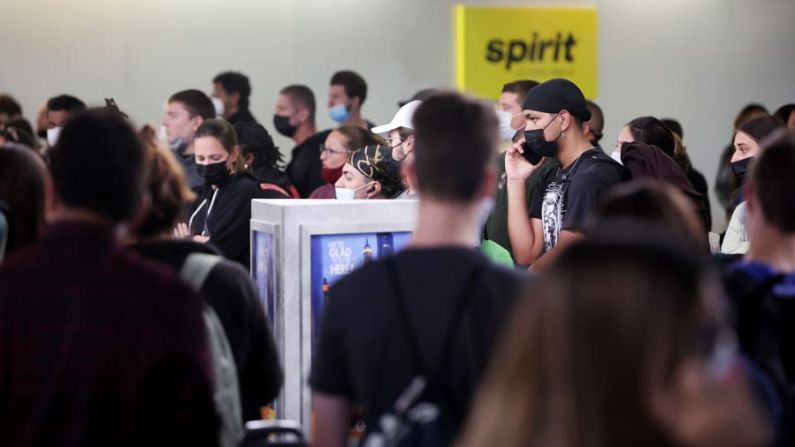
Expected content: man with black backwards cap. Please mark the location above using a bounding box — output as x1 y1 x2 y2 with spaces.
506 78 624 269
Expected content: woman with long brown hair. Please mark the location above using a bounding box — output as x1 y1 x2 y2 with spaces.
458 222 771 447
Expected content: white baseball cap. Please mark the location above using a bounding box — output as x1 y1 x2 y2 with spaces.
371 100 422 136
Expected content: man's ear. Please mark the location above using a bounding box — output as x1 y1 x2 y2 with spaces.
296 107 309 124
231 92 241 108
368 181 382 198
350 96 361 111
192 115 204 132
582 120 593 138
561 110 575 133
405 134 415 151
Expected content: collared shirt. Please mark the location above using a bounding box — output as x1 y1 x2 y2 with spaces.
0 221 219 447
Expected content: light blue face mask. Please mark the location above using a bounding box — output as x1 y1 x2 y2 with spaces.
329 103 351 123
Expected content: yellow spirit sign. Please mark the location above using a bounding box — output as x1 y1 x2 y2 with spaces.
455 5 598 99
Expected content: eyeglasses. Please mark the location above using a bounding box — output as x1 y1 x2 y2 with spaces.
320 144 349 156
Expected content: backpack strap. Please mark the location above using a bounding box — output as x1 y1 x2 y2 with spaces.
179 252 242 447
179 252 223 291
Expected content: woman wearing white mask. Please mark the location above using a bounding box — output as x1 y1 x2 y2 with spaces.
309 126 382 198
334 144 403 200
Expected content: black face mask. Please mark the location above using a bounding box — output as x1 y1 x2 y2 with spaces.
522 114 560 164
273 114 297 138
196 160 231 186
730 157 753 185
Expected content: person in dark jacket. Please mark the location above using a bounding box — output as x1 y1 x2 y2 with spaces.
233 121 296 198
277 85 332 197
133 127 282 421
176 119 265 268
212 71 258 125
619 141 708 232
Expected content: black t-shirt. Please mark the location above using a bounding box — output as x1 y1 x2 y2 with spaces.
189 173 265 268
309 247 526 428
286 130 332 198
530 149 624 252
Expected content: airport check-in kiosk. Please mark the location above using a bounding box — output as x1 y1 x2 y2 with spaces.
250 199 418 426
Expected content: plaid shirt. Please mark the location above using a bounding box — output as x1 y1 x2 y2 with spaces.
0 221 219 447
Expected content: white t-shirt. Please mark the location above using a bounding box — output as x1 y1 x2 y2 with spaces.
721 201 749 255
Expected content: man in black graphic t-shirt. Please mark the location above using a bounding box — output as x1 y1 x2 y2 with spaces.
506 79 624 269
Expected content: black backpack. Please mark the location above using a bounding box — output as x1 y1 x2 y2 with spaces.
362 258 484 447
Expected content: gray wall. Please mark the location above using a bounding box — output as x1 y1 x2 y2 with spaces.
3 0 794 229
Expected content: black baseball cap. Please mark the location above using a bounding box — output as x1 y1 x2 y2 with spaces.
522 78 591 121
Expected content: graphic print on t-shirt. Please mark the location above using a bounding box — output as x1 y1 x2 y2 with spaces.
541 180 566 252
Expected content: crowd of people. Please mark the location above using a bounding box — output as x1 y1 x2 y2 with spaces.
0 69 794 447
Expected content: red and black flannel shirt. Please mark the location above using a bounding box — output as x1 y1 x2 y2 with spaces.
0 221 219 447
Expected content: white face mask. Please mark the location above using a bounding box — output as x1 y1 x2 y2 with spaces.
496 110 517 141
211 96 225 118
158 125 169 142
46 126 63 147
610 150 623 165
335 182 373 200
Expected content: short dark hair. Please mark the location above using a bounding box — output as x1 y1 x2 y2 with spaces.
738 115 786 143
661 118 683 139
168 89 215 120
413 92 498 202
750 130 795 233
213 71 252 109
194 119 245 174
627 116 675 158
49 109 145 222
586 100 604 135
46 95 86 114
774 104 795 124
234 121 283 170
0 144 47 254
501 80 539 103
330 70 367 105
0 94 23 117
280 85 316 122
734 103 768 130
